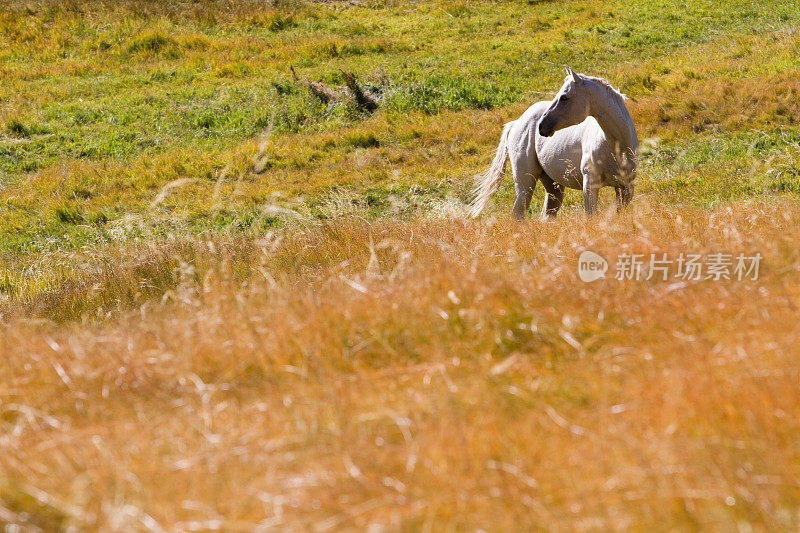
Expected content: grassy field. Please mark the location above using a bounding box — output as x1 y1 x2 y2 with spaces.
2 0 800 530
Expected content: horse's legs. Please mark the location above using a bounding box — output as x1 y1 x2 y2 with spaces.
510 152 539 221
539 175 564 220
581 168 601 217
615 183 634 212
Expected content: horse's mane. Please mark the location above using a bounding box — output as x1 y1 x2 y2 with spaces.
580 74 629 103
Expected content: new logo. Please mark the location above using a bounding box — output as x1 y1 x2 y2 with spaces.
578 250 608 282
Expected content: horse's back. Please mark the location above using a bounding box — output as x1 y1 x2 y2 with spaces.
507 101 551 159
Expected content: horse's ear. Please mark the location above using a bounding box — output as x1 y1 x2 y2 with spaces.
565 66 580 83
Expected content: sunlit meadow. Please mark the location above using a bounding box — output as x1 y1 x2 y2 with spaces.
1 0 799 530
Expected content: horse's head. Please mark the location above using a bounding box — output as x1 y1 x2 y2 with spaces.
538 67 591 137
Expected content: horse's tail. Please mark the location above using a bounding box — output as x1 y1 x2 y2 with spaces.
468 121 513 218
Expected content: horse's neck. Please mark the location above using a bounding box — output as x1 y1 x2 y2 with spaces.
590 89 638 154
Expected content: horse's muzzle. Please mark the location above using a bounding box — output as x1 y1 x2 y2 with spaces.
538 121 555 137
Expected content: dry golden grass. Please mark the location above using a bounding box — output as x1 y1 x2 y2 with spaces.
626 31 800 138
2 198 800 530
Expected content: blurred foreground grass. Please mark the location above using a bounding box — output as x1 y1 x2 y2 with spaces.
2 199 800 529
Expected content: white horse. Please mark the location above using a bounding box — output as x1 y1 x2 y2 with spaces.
470 68 638 220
